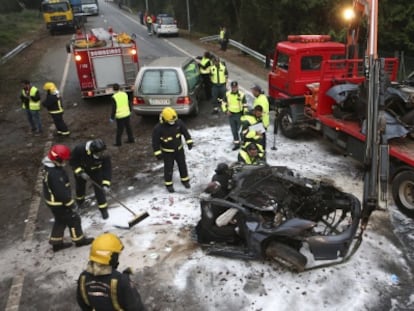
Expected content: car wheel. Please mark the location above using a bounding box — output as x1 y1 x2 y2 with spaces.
392 170 414 218
279 108 301 139
265 241 307 272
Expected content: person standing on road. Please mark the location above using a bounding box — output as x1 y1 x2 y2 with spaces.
145 13 153 35
251 84 270 149
210 57 228 114
152 107 193 193
42 82 70 136
20 79 42 135
77 233 146 311
221 81 247 150
197 51 213 100
70 139 112 220
42 144 94 252
110 83 134 147
219 26 229 51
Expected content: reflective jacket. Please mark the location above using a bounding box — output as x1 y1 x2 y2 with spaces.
222 90 247 113
210 63 227 85
21 86 41 110
42 157 74 207
112 91 131 119
237 143 265 165
199 56 211 74
240 114 264 143
42 92 64 114
152 119 193 156
253 94 270 128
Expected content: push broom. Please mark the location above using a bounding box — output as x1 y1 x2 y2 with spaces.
90 179 149 228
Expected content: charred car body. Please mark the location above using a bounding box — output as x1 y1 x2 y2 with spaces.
195 165 361 272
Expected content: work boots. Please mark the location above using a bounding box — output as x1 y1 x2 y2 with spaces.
75 237 94 248
52 242 73 252
166 185 175 193
182 181 191 189
99 207 109 219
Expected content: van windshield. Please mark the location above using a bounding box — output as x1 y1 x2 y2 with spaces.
140 70 181 95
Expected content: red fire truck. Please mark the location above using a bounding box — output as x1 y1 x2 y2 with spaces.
268 33 414 219
67 27 139 98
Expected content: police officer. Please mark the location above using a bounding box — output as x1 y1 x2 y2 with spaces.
70 139 112 219
110 83 134 147
197 51 213 99
251 84 270 149
42 82 70 136
152 107 193 193
238 141 266 165
210 57 228 114
20 79 42 135
77 233 146 311
42 145 93 252
240 105 266 149
221 81 247 150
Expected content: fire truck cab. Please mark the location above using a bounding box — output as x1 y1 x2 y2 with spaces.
67 27 139 98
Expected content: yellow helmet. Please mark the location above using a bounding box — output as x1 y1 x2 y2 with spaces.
43 82 57 92
89 233 124 265
161 107 178 123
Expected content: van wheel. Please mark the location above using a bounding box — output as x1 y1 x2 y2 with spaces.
392 170 414 218
279 108 301 139
265 241 307 272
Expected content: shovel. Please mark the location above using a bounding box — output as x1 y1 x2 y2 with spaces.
90 179 149 228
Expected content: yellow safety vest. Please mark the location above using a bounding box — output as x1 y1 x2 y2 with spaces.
253 94 270 128
219 30 225 40
222 91 246 113
24 86 40 111
210 63 226 84
199 57 210 74
113 91 130 119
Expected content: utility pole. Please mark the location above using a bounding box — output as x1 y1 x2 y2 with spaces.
186 0 191 33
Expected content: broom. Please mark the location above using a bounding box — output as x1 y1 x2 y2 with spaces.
90 179 149 228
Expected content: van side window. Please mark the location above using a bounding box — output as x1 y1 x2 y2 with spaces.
301 56 322 71
184 61 200 90
140 70 181 94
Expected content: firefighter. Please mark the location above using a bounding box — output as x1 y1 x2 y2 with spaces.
210 56 228 114
77 233 146 311
42 82 70 136
42 144 93 252
238 141 266 165
221 81 247 150
110 83 134 147
152 107 193 193
197 51 213 99
20 79 42 135
240 105 266 149
70 139 112 219
251 84 270 149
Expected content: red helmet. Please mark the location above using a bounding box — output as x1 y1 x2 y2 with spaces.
48 145 71 163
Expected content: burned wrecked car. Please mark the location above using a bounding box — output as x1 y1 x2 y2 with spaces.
195 164 362 272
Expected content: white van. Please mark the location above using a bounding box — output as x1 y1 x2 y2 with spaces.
81 0 99 16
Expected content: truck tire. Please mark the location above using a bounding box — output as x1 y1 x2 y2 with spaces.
279 108 301 139
392 170 414 218
265 241 307 272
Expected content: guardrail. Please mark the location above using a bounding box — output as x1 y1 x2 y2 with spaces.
200 35 272 67
0 41 33 65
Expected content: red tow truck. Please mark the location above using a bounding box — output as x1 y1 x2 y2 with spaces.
67 27 139 98
268 29 414 217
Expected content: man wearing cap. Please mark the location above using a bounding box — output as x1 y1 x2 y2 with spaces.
210 57 228 114
221 81 247 150
251 84 270 149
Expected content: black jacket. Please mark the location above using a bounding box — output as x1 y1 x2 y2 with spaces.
42 92 64 114
152 119 193 155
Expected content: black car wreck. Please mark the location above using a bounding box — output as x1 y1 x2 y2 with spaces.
195 164 362 272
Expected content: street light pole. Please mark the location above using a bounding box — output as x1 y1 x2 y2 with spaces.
186 0 191 33
145 0 148 12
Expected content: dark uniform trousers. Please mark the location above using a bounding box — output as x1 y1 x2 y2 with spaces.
48 205 84 245
51 113 70 135
228 112 243 142
75 168 107 208
163 147 189 186
116 116 134 145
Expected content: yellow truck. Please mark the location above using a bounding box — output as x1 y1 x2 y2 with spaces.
40 0 84 34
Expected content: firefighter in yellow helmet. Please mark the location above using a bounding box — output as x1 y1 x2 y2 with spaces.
152 107 193 193
42 82 70 136
77 233 146 310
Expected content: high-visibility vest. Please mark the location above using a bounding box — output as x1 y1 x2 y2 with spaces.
146 16 152 24
253 94 270 128
199 57 210 74
28 86 41 111
210 63 226 84
222 91 246 113
219 30 225 40
113 91 130 119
